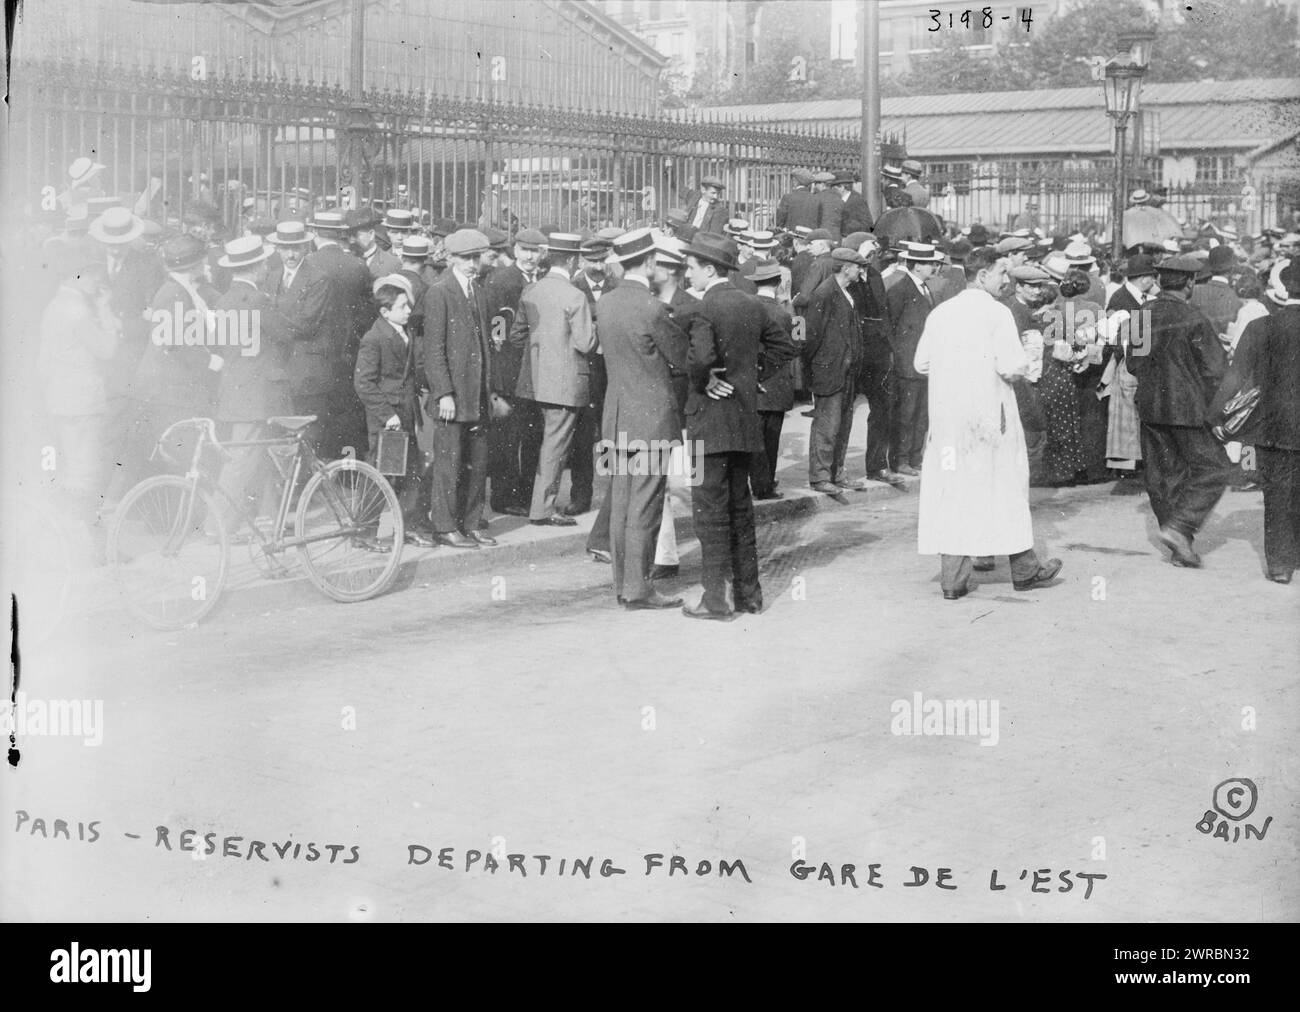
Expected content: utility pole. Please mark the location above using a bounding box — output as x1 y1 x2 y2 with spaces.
861 0 880 220
346 0 367 208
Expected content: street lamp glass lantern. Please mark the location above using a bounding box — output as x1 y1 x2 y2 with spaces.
1103 58 1145 121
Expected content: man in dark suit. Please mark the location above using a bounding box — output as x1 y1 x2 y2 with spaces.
1000 262 1052 484
278 212 375 460
1190 245 1243 338
746 259 795 499
354 273 435 547
886 242 943 475
791 229 835 312
681 233 792 620
775 169 820 232
1127 255 1233 567
835 173 874 236
685 175 729 236
812 171 843 243
422 229 496 548
804 248 869 494
594 228 689 609
485 227 546 517
567 236 619 516
846 234 902 485
510 232 598 526
209 236 293 535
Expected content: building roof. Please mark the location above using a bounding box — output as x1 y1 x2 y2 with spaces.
685 78 1300 157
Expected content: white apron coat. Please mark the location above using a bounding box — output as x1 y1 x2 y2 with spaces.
915 287 1034 556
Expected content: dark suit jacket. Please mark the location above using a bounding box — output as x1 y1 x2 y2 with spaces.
775 186 819 231
803 276 860 396
134 277 218 410
1190 278 1243 338
280 243 375 396
929 264 966 306
1222 305 1300 450
354 316 420 434
841 191 874 235
1129 292 1228 427
850 265 894 361
755 296 796 412
685 198 728 237
793 253 834 311
886 273 934 381
814 190 844 242
596 280 687 443
422 270 490 423
1106 283 1145 315
214 279 291 422
485 262 530 394
664 287 699 414
685 280 791 455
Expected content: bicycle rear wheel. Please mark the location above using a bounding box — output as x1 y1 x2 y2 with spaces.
107 475 229 630
295 459 404 603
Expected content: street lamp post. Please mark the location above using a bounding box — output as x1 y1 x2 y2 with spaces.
1103 27 1156 260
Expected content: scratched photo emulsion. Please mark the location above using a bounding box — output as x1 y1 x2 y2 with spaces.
2 0 1297 933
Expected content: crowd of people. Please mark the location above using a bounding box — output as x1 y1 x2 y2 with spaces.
26 154 1300 623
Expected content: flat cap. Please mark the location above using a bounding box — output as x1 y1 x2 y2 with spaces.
700 174 725 189
831 247 866 265
1157 254 1204 274
995 235 1035 254
1009 264 1052 284
443 228 490 256
813 171 836 184
514 228 547 249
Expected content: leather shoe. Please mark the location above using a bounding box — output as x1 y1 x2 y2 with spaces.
754 489 783 500
531 515 577 527
1012 557 1063 591
809 481 842 495
466 530 497 547
942 580 974 601
649 564 679 580
497 504 530 517
866 469 906 487
624 590 685 610
835 477 871 491
589 549 612 564
434 531 478 549
972 559 995 572
895 464 921 477
404 530 437 548
1266 571 1292 584
735 598 763 614
1157 526 1202 568
682 601 736 622
561 502 591 517
350 535 392 554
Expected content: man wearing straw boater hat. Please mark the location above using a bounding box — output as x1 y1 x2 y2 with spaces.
590 227 689 610
208 235 293 536
680 231 793 621
510 231 598 527
887 240 945 476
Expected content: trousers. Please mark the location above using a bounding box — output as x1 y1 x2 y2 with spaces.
940 549 1040 595
427 419 489 534
857 354 893 473
1258 446 1300 575
808 387 855 483
693 452 759 613
529 404 580 520
890 375 927 469
1140 423 1231 536
750 410 785 495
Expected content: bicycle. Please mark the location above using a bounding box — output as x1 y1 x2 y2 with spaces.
107 415 404 630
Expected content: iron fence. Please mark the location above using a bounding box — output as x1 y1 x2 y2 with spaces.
7 57 863 235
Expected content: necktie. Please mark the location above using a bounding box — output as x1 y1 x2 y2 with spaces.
922 283 933 306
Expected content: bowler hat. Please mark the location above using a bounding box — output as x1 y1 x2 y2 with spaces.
345 207 381 231
966 224 992 246
162 234 208 271
268 220 314 246
1206 245 1237 274
948 237 973 262
217 235 274 269
685 232 739 272
444 229 490 256
88 207 144 245
1124 254 1157 278
545 232 584 255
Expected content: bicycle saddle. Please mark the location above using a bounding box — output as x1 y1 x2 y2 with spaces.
266 415 318 432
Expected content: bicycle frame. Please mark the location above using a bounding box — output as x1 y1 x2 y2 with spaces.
158 419 373 557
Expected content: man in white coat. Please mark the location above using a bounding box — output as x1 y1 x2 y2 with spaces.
914 245 1064 600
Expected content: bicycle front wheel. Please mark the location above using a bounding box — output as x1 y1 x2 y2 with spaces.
107 475 229 630
295 459 404 603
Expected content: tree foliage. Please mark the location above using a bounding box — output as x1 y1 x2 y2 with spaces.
660 0 1300 106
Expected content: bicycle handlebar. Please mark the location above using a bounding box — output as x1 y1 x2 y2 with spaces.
154 417 230 467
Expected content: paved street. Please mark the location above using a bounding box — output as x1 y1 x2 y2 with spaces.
3 479 1297 922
